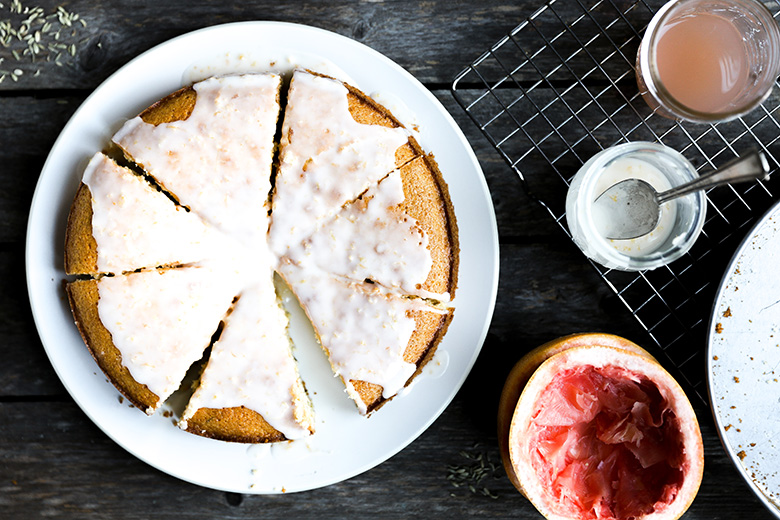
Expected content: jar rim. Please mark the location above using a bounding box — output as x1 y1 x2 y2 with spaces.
638 0 780 123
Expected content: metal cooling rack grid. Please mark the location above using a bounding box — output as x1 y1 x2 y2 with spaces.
452 0 780 403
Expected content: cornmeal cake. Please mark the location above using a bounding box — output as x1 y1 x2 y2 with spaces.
180 274 314 442
113 73 282 245
268 70 421 257
65 153 229 277
64 69 459 442
285 155 458 301
278 261 453 414
66 264 240 414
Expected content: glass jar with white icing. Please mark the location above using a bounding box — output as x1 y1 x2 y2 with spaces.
566 142 706 271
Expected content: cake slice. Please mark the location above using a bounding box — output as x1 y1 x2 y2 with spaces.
112 73 282 245
285 155 459 300
278 261 453 414
179 274 314 443
65 153 232 276
65 264 240 414
268 69 420 257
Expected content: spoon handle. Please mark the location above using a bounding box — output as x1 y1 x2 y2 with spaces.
657 149 771 205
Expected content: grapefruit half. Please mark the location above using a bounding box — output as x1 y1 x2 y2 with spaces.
499 333 703 520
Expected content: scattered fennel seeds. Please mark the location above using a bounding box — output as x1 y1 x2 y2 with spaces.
0 0 88 81
446 444 502 499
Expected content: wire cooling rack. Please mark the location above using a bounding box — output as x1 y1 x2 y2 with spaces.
452 0 780 403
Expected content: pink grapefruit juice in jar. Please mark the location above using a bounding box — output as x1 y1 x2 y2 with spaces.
636 0 780 123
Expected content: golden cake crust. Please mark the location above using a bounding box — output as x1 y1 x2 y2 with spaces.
64 183 98 276
397 155 459 297
184 406 288 443
139 86 197 125
66 278 160 412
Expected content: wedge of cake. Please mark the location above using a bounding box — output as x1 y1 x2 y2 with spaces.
284 155 458 301
268 69 421 257
65 153 232 276
112 73 282 245
66 264 241 414
278 261 453 414
179 274 314 443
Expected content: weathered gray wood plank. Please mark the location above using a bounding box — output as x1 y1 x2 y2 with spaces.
0 247 64 396
0 0 538 90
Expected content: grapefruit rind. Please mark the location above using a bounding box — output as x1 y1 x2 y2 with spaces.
503 337 703 520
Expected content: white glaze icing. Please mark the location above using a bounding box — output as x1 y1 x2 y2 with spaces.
179 273 313 440
96 264 241 413
278 261 441 414
84 153 231 273
284 170 438 298
268 70 410 257
112 73 281 246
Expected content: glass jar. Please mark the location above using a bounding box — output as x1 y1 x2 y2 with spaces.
636 0 780 123
566 142 706 271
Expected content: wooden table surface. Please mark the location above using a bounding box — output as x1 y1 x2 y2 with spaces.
3 0 778 518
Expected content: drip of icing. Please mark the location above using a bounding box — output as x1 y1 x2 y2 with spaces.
180 274 313 440
112 74 281 246
426 350 450 379
84 153 232 273
285 170 435 298
269 70 409 257
278 261 440 413
96 264 242 411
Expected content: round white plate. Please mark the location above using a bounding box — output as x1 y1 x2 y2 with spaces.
708 200 780 517
25 22 498 493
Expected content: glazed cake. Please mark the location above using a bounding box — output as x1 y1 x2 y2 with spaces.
113 73 282 244
278 261 453 414
268 70 420 257
284 155 458 301
64 153 230 277
64 69 459 442
180 275 314 443
66 264 240 414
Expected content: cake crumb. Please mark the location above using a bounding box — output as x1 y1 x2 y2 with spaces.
723 307 732 317
734 376 740 383
716 323 724 334
738 450 747 461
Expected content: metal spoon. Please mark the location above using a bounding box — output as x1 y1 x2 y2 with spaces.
593 150 771 240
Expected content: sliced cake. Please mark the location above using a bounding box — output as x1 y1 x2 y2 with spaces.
284 155 458 300
63 69 460 442
278 261 453 415
268 69 421 257
179 274 314 443
112 73 282 245
66 264 240 414
65 153 231 276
